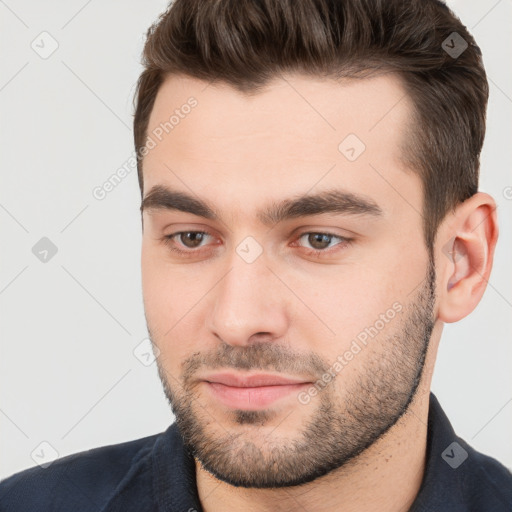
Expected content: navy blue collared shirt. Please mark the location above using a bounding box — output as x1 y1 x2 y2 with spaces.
1 392 511 511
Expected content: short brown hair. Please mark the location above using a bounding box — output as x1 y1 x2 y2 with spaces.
133 0 488 250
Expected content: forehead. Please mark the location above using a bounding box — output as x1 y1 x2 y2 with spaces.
142 72 421 224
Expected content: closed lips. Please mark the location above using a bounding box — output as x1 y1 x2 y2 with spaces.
202 373 311 387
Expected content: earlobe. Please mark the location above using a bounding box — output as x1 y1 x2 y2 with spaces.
437 193 498 323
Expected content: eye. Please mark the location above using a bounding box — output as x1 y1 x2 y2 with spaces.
294 231 352 256
161 230 352 258
163 231 213 254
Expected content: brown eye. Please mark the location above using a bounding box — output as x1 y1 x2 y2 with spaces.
299 232 343 251
163 229 351 260
306 233 334 250
162 230 216 258
178 231 207 248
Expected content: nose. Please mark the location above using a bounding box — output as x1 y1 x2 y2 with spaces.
206 253 290 347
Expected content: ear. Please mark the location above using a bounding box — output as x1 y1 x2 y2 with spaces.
436 192 499 323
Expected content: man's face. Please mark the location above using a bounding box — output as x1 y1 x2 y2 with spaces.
140 73 437 487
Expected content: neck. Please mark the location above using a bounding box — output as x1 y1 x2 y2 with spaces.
195 385 431 512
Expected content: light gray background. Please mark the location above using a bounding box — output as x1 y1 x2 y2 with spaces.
1 0 511 479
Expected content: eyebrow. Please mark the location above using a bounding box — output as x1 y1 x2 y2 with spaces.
140 185 383 226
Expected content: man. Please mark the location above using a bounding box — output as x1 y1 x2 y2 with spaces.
1 0 511 510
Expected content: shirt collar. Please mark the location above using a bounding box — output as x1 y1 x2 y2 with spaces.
409 391 471 511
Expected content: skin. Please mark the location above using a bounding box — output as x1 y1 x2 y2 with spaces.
140 73 498 512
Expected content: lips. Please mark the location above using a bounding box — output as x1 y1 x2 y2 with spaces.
201 372 312 410
202 372 310 388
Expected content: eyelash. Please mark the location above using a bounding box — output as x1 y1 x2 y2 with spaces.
162 230 353 259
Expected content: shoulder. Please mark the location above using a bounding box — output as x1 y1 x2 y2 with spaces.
0 432 161 512
412 393 512 511
462 440 512 509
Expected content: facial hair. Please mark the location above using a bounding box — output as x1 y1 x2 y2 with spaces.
151 258 436 489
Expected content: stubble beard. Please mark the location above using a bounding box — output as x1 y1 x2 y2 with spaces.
151 259 436 488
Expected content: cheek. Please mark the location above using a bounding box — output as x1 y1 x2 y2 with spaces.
141 247 208 363
141 245 185 338
305 255 414 355
141 248 164 322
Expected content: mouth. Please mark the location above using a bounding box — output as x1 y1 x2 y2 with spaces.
201 372 312 410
